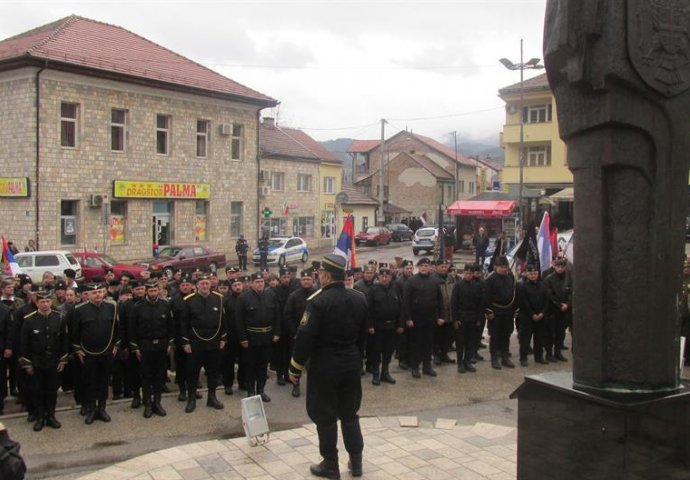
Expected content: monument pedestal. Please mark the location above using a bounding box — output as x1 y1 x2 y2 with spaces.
512 372 690 479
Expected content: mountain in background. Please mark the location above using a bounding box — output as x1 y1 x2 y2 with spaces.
320 134 503 185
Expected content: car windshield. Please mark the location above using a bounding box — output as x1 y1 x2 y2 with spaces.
365 227 379 234
98 254 118 266
157 247 181 257
268 239 286 248
417 229 435 237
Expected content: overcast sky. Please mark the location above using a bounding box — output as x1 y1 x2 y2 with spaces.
1 0 548 145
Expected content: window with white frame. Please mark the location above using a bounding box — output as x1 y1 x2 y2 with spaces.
523 145 552 167
293 216 314 237
323 176 336 194
522 104 552 124
156 114 171 155
270 172 285 191
297 174 312 192
230 201 243 237
60 102 78 148
231 124 243 160
196 120 209 158
111 109 126 152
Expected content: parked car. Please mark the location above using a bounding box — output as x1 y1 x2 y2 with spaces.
72 250 148 282
138 245 226 278
14 250 83 283
355 226 392 246
386 224 414 242
252 236 309 267
412 227 438 255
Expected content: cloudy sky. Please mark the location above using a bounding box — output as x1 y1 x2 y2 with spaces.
1 0 548 145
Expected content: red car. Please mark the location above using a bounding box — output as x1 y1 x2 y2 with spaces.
138 245 226 277
72 251 148 281
355 226 392 246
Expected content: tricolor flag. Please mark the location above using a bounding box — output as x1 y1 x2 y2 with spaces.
334 214 357 268
2 235 22 276
536 211 552 274
282 200 289 216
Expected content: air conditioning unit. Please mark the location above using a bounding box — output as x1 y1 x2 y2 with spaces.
259 186 270 197
219 123 232 135
89 194 104 208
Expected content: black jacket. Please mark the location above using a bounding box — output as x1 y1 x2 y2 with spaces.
19 309 68 369
544 271 573 309
367 282 402 331
284 286 315 338
451 278 484 323
517 279 550 322
129 297 174 352
71 301 120 356
484 271 517 315
402 273 443 323
235 288 281 346
181 291 227 350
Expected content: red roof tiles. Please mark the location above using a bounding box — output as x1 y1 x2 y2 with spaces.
498 72 549 95
260 121 341 163
0 15 276 106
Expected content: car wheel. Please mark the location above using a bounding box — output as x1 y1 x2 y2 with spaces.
301 252 308 263
164 267 174 279
413 249 419 256
208 262 217 274
278 255 286 267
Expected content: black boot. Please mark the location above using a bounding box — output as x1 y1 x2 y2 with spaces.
131 391 141 409
45 408 61 429
501 353 515 368
457 362 466 373
84 404 96 425
206 389 224 409
32 409 45 432
143 397 153 418
348 453 363 477
309 459 341 479
259 389 271 402
292 383 301 397
185 392 196 413
422 364 437 377
177 383 187 401
372 369 381 386
465 360 477 373
152 393 167 417
491 353 502 370
381 366 396 384
224 385 233 395
97 399 111 422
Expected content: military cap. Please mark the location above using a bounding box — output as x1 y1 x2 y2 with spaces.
300 269 312 278
35 290 52 300
434 259 446 266
352 267 362 273
149 271 163 279
250 272 263 281
322 254 346 275
180 274 193 284
368 259 377 265
129 279 142 288
311 261 322 271
494 256 509 267
525 264 539 272
103 267 114 274
196 274 212 282
417 257 431 266
83 283 104 291
19 276 33 287
241 275 251 282
120 285 132 295
379 262 389 270
144 279 159 289
63 269 77 279
345 269 354 277
402 260 413 267
471 263 482 272
55 281 67 290
553 256 567 267
225 266 239 273
229 277 242 286
107 279 120 287
379 267 392 275
464 263 474 272
279 267 290 276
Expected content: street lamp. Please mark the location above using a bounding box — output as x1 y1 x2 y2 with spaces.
500 38 544 231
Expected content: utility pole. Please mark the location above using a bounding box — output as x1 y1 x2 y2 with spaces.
379 118 386 225
453 131 459 200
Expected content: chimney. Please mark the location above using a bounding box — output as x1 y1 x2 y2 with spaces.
263 117 275 128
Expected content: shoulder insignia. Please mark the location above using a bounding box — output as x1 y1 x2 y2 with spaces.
212 291 224 298
307 288 322 301
300 310 310 326
183 292 196 301
75 302 87 309
24 311 37 319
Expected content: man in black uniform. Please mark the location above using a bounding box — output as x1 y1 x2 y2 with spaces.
1 279 24 403
544 257 572 362
451 264 483 373
394 260 414 370
11 286 38 420
432 260 455 365
222 277 244 395
283 269 315 398
119 280 146 409
129 280 174 418
258 236 269 271
235 272 280 401
366 266 403 385
71 283 120 424
402 257 443 378
517 265 550 366
484 256 517 370
289 254 368 479
235 235 249 271
170 275 195 402
19 290 68 431
181 275 226 413
271 268 292 386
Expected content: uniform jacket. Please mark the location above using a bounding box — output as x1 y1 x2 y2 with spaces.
432 272 455 323
235 288 281 346
70 301 120 356
284 286 315 338
0 303 10 352
19 309 68 369
128 297 174 352
402 273 443 323
484 271 517 315
235 239 249 255
9 302 37 355
354 278 375 296
222 292 241 343
181 291 227 350
451 278 484 323
544 270 573 309
517 279 550 322
366 282 402 331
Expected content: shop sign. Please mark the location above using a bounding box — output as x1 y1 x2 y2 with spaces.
113 180 210 199
0 177 29 197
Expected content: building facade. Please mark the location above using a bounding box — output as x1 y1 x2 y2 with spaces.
0 16 276 260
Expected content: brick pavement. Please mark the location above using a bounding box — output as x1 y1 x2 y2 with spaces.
74 416 517 480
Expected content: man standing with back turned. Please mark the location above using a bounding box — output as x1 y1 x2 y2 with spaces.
289 254 368 479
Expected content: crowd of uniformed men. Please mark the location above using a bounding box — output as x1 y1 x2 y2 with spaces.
0 253 573 433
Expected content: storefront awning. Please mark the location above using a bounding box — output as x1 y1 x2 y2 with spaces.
550 187 574 201
446 200 516 217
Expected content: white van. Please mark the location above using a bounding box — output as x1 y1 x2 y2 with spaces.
14 250 83 283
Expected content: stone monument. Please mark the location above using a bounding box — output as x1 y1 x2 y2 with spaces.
512 1 690 478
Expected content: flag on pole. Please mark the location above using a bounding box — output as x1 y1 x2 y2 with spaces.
334 214 357 268
514 221 539 273
2 235 22 276
420 212 428 226
536 211 552 274
282 200 289 216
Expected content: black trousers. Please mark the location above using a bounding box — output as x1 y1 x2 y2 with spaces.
174 346 188 388
488 312 514 356
371 329 396 371
111 356 128 397
548 310 570 354
70 356 85 405
307 358 363 460
259 253 268 270
186 348 221 394
454 320 478 364
395 329 409 365
140 349 168 398
407 321 434 370
0 358 6 401
221 341 241 388
28 366 60 415
238 254 247 271
126 354 141 395
272 335 291 378
433 321 454 357
82 354 113 405
243 344 272 393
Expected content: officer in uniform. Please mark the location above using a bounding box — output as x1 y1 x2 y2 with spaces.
129 280 174 418
1 278 24 403
432 260 455 365
484 256 517 369
516 264 550 366
271 268 292 386
402 257 443 378
170 274 195 402
366 265 403 385
221 277 244 395
71 283 120 424
235 272 280 401
394 260 414 370
451 264 483 373
235 235 249 271
258 236 269 271
544 257 572 362
119 279 146 409
181 274 226 413
283 269 315 397
289 254 368 479
19 290 68 431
